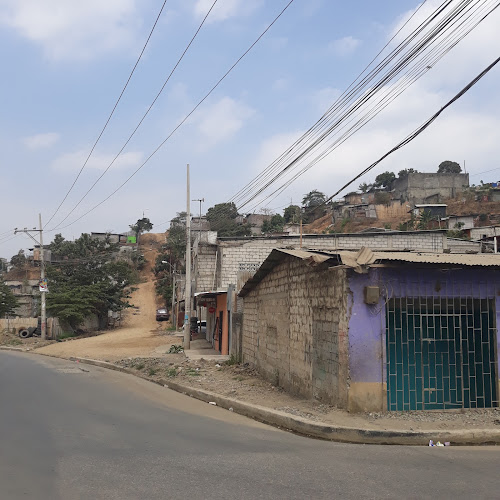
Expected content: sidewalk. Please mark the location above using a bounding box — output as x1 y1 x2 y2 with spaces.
66 353 500 445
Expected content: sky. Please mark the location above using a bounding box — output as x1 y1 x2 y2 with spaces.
1 0 500 259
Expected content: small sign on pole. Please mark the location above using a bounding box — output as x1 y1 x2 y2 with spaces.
39 278 48 292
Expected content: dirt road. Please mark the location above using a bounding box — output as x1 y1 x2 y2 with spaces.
36 236 179 361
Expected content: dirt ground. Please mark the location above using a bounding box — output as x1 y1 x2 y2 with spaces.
115 356 500 433
34 234 179 362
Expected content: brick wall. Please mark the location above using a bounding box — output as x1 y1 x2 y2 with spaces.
242 256 350 407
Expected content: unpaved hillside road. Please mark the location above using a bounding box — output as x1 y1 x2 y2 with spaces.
2 351 500 500
35 280 178 361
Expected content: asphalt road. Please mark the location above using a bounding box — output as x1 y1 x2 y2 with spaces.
1 352 499 500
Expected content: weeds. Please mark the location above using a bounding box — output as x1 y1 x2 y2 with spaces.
135 363 145 371
58 331 75 340
147 368 157 376
168 344 184 354
185 368 200 377
166 367 178 378
225 354 241 366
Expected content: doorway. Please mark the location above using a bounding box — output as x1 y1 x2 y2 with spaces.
386 297 498 411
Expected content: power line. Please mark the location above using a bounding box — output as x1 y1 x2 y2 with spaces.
44 0 170 229
248 1 499 210
252 0 500 210
49 0 220 232
233 0 500 212
315 54 500 213
228 0 431 206
470 167 500 177
47 0 296 233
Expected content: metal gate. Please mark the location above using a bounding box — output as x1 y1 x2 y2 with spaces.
386 297 498 411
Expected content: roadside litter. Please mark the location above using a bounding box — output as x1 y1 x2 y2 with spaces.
429 440 451 446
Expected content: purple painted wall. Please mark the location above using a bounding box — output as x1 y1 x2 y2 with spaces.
347 267 500 384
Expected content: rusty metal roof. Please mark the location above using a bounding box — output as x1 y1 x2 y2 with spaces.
339 250 500 267
238 247 500 297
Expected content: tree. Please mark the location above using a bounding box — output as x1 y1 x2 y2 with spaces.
438 161 461 174
0 280 18 318
261 214 284 234
359 182 373 193
46 239 136 330
49 233 120 259
283 204 301 224
206 202 251 237
398 168 418 178
374 171 396 188
129 217 153 243
10 250 26 268
302 190 327 208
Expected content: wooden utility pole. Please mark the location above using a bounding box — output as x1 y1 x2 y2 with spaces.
184 164 191 350
15 213 47 340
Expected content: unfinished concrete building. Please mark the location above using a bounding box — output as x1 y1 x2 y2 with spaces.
391 172 469 204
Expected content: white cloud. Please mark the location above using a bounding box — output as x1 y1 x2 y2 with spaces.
23 132 60 149
51 150 143 172
195 97 255 148
0 0 141 61
249 130 305 175
311 87 342 113
272 78 289 92
328 36 361 57
192 0 262 23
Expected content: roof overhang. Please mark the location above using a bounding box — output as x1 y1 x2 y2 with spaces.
238 247 500 297
194 290 227 299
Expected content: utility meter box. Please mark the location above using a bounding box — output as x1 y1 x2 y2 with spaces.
364 286 380 305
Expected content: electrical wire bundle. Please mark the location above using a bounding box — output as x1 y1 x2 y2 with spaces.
228 0 500 214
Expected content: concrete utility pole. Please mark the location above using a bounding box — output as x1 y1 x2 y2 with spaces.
171 263 176 327
184 164 191 350
39 213 46 341
14 213 47 340
192 198 204 241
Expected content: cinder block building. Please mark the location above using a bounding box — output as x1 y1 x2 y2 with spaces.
391 172 469 204
239 248 500 412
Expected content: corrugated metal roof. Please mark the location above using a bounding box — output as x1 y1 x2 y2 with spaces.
238 247 500 297
368 251 500 266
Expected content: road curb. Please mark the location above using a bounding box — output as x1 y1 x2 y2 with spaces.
0 346 24 352
58 356 500 446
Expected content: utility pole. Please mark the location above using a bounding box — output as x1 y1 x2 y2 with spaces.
192 198 204 329
171 263 176 328
192 198 204 242
184 164 191 350
14 213 47 340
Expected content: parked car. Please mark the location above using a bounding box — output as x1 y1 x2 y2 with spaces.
198 320 207 334
156 308 170 321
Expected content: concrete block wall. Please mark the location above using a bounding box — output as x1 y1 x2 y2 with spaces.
447 239 482 253
218 232 447 289
195 244 217 292
241 256 350 407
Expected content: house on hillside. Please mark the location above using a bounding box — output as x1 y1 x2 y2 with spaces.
412 204 447 220
244 214 272 235
238 248 500 412
446 214 476 230
392 172 469 204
